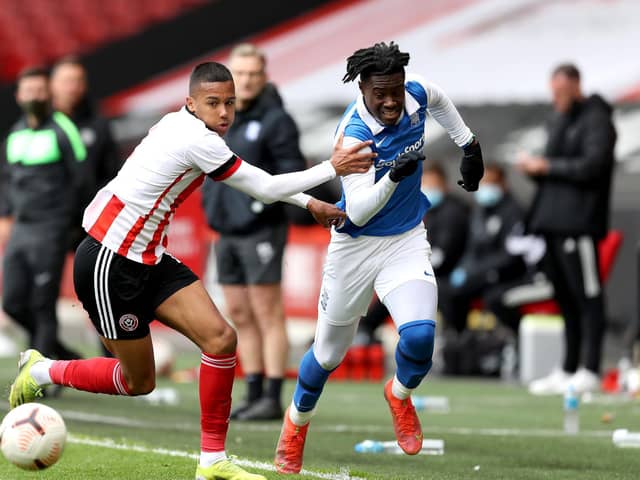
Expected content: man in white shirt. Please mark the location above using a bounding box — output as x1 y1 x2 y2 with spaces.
9 61 374 480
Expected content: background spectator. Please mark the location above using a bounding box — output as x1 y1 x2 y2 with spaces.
50 56 121 251
201 44 306 420
0 67 87 360
520 63 616 395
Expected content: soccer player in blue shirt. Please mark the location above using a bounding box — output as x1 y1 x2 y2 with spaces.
275 42 484 473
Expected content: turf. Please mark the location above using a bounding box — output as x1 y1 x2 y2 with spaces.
1 355 640 479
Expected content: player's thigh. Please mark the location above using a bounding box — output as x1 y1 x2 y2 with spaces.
375 225 438 328
239 223 287 285
155 280 236 354
381 280 438 329
318 235 378 326
73 236 154 341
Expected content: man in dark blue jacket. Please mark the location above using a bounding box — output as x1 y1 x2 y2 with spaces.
202 44 306 420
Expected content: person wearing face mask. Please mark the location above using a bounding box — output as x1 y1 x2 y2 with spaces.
354 163 470 346
0 66 88 361
438 163 527 336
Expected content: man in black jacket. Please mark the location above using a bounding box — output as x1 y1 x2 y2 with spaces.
202 44 306 420
50 56 121 251
0 67 87 360
519 64 616 395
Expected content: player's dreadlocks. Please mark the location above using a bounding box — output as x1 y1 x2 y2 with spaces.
342 42 410 83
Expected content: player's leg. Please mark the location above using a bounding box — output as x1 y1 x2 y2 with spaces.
217 235 264 418
154 280 265 480
374 225 438 455
9 236 156 407
275 235 376 474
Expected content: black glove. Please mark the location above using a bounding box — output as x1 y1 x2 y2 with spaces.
389 151 424 183
457 138 484 192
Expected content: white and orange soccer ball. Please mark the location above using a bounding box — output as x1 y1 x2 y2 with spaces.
0 403 67 470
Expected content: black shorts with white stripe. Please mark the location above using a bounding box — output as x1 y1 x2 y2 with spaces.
73 235 198 340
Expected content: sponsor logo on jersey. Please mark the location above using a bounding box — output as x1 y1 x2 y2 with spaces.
119 314 139 332
374 135 425 170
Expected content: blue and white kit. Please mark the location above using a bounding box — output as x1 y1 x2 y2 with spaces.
291 74 475 416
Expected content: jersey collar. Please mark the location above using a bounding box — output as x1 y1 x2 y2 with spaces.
356 86 421 135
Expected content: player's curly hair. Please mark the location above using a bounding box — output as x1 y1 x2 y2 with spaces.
342 42 410 83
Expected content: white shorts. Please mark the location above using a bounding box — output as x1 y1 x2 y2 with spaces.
318 224 436 326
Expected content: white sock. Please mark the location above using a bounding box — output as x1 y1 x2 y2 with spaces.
288 401 315 426
30 359 54 386
199 450 227 468
391 375 412 400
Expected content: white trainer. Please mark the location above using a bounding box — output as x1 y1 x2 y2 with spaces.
569 367 600 394
528 368 572 396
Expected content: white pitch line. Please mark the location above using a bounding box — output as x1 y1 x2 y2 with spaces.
58 408 614 439
67 435 364 480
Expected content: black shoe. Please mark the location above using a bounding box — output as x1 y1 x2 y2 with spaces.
236 396 283 421
230 399 254 420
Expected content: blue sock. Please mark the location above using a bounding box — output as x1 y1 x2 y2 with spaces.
395 320 436 388
293 348 332 412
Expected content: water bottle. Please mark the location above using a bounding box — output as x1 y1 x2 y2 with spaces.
412 396 450 413
354 439 444 455
354 440 385 453
612 429 640 448
563 385 579 435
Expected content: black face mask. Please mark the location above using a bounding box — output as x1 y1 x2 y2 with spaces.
20 100 49 118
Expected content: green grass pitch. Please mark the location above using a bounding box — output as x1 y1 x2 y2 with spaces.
1 354 640 479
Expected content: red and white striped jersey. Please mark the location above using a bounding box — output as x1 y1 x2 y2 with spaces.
83 107 240 265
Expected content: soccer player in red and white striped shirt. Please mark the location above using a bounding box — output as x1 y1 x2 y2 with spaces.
9 62 374 480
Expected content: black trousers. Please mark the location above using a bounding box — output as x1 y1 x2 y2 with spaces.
543 234 606 374
2 221 72 358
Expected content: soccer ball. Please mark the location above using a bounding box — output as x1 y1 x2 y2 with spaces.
0 403 67 470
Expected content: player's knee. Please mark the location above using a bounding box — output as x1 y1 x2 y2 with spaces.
313 350 343 371
201 323 237 355
124 374 156 396
398 320 436 362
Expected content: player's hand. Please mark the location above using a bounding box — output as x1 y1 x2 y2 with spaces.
330 133 376 176
457 138 484 192
389 151 424 182
307 198 346 229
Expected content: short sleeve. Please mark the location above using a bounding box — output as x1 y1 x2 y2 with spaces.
189 132 236 174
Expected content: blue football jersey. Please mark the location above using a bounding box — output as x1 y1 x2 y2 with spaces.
335 78 431 237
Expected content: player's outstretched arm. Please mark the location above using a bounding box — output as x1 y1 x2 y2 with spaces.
221 138 374 204
420 79 484 191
